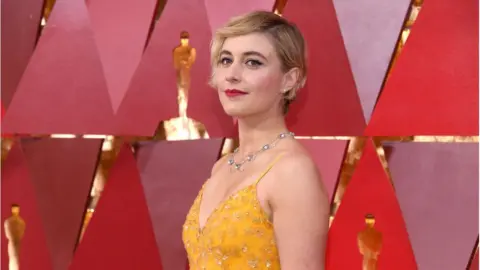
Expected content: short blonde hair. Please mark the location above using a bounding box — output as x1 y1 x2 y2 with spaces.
210 11 307 114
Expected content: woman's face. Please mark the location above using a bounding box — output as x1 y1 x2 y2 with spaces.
212 33 287 118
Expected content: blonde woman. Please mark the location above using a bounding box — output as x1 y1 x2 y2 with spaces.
183 11 329 269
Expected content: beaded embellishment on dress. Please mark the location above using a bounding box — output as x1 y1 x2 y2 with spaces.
182 155 284 270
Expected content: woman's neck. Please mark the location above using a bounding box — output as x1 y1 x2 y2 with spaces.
236 112 289 156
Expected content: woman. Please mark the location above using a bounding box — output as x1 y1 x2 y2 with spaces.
183 10 330 269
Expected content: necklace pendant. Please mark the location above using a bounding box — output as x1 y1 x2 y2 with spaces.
230 163 243 172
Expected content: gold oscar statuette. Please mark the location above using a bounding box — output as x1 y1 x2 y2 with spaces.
4 204 26 270
357 214 383 270
164 30 208 141
173 30 197 117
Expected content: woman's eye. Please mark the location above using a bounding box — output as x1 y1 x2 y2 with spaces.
246 59 263 67
219 57 232 65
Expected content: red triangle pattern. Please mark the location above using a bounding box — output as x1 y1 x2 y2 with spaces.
21 138 102 270
1 142 53 270
115 0 235 138
332 0 411 121
366 0 479 136
326 139 417 269
136 139 223 270
87 0 157 111
69 144 162 270
2 0 115 135
0 0 44 107
282 0 366 136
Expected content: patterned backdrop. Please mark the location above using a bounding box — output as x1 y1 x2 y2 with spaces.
1 0 478 269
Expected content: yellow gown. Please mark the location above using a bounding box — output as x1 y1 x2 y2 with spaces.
182 158 283 269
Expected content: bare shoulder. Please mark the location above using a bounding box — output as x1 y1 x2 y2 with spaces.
267 146 330 269
270 148 328 207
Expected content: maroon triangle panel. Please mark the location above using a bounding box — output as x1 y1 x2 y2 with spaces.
21 138 102 270
386 142 479 270
366 0 479 136
203 0 276 37
115 0 234 138
69 144 163 270
332 0 410 121
136 139 223 270
327 139 417 269
87 0 157 111
299 140 347 202
2 0 115 135
0 0 44 107
1 143 53 270
281 0 366 136
470 247 479 270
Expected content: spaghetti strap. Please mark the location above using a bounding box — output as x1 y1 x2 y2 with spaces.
254 154 285 185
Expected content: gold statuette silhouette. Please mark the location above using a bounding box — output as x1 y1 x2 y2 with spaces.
357 214 382 270
163 31 208 141
4 204 26 270
173 30 196 117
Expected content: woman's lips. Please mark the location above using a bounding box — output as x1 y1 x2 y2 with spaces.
225 89 248 97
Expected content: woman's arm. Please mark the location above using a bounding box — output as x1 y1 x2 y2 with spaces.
270 154 330 270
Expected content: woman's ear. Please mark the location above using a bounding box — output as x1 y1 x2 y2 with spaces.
282 67 301 92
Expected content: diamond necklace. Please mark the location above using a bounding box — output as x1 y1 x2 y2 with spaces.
227 131 295 172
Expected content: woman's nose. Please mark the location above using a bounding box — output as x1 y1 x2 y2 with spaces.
225 64 242 83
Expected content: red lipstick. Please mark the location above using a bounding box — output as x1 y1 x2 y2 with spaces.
225 89 248 97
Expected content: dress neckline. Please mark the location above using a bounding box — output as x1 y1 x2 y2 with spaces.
197 183 257 233
196 153 285 233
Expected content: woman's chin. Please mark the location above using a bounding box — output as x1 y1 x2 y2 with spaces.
223 107 250 118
